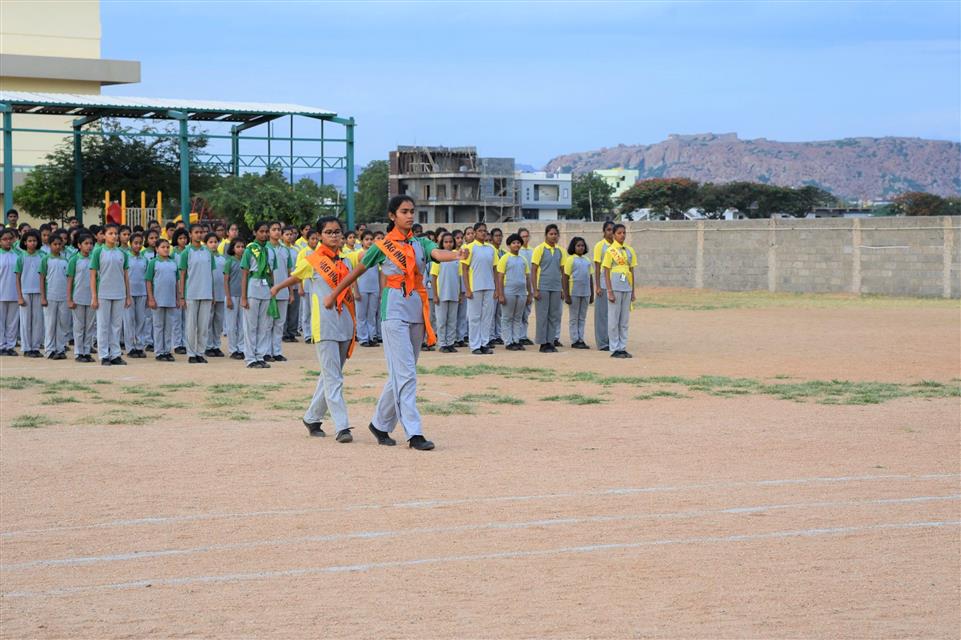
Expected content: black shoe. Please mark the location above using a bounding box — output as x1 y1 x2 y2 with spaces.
204 348 217 357
611 351 625 358
212 348 225 357
53 351 67 360
408 435 435 451
505 343 519 351
26 350 41 358
155 354 165 361
230 351 244 359
188 356 199 363
174 346 187 355
274 355 288 362
101 359 112 366
481 346 493 355
259 360 271 368
46 351 55 359
335 429 353 443
361 341 375 347
134 349 148 358
198 356 209 363
82 354 94 362
599 346 610 352
303 419 326 437
421 344 435 352
76 355 86 362
69 339 75 346
553 339 563 347
368 423 396 446
304 337 313 344
247 361 264 368
471 348 485 355
282 336 296 343
621 351 634 359
111 357 127 365
145 344 154 352
491 337 504 345
454 340 467 348
539 344 557 353
520 338 534 345
263 354 275 362
165 354 176 362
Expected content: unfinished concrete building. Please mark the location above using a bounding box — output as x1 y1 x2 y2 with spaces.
389 146 516 224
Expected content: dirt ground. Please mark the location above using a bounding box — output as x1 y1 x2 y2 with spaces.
1 288 959 639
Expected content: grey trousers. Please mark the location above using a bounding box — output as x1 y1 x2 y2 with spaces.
19 293 43 351
608 291 632 353
502 294 526 345
185 299 212 357
284 289 299 339
72 304 95 355
269 299 289 356
207 301 225 350
143 306 153 347
535 290 562 345
456 299 468 341
43 300 69 354
521 298 532 340
152 307 175 355
0 300 18 350
357 292 379 343
172 306 185 348
124 295 148 351
225 297 245 354
594 292 609 349
96 298 124 360
435 300 459 347
467 289 495 351
492 301 502 339
372 319 426 439
243 298 272 364
568 295 590 344
304 339 351 432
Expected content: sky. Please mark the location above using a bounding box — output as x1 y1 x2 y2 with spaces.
101 1 961 168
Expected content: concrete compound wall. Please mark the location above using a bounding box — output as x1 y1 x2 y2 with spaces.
483 216 960 299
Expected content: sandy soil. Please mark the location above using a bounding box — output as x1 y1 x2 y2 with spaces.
1 289 958 638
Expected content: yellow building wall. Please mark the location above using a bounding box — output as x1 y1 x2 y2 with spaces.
0 0 101 58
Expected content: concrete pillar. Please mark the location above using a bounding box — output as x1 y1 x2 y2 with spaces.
694 221 704 289
767 218 778 292
943 216 954 299
851 218 862 295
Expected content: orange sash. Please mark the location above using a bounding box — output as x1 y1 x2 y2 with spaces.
305 248 357 358
375 234 437 347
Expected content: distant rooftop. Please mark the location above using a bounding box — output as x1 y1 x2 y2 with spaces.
0 90 336 122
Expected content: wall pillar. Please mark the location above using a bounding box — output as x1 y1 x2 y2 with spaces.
767 218 778 292
851 218 862 295
943 216 954 299
694 221 704 289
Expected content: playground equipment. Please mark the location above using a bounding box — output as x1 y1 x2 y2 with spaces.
104 190 163 228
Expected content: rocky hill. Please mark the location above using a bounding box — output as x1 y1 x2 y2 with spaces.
544 133 960 199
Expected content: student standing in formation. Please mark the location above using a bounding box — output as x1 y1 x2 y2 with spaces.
223 238 247 360
452 229 468 346
272 217 356 442
266 221 293 362
325 196 468 450
530 224 566 353
496 232 532 351
282 225 300 344
592 221 615 351
488 227 505 346
563 236 593 349
178 227 215 364
123 233 149 358
89 224 131 365
146 238 179 362
16 230 45 357
602 223 638 359
517 227 535 346
66 233 95 362
296 228 320 344
217 223 239 255
355 230 381 347
170 229 189 354
240 221 275 369
0 229 20 355
206 239 227 358
39 234 70 359
142 229 159 353
431 232 462 353
462 222 497 355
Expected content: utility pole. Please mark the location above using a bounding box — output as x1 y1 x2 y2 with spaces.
588 181 594 222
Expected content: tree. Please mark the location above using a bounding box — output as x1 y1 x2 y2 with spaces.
355 160 389 224
203 169 341 236
569 173 616 220
13 120 219 221
618 178 700 219
892 192 953 216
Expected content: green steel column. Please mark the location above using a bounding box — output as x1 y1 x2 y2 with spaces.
320 119 325 189
288 115 294 186
345 118 355 229
172 114 190 225
73 125 84 225
2 108 12 214
230 126 240 177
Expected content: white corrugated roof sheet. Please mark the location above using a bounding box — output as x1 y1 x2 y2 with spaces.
0 91 336 120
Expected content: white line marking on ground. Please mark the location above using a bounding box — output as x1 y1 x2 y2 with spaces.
3 494 956 572
4 520 957 599
2 473 956 538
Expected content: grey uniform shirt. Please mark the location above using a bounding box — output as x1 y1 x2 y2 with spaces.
567 255 592 297
146 257 179 308
89 246 128 300
0 249 19 301
357 253 380 293
180 245 214 301
67 253 93 305
362 236 437 324
224 257 243 298
127 251 148 297
593 239 611 291
435 260 461 302
304 260 355 341
212 254 226 302
500 253 529 297
40 254 69 301
533 244 564 292
17 252 43 294
269 243 293 301
465 242 496 292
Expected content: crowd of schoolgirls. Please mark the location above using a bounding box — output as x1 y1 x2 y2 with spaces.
1 201 637 448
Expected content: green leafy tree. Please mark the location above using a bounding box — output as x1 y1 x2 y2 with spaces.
355 160 389 224
892 191 953 216
569 173 616 220
13 120 219 221
618 178 700 218
203 170 341 236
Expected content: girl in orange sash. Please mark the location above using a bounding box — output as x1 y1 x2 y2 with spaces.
325 196 467 451
272 217 356 442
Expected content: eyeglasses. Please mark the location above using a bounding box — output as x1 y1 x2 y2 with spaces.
323 230 343 236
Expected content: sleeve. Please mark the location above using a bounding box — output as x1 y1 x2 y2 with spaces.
178 250 189 271
563 257 574 276
239 248 251 270
430 262 440 277
601 249 613 270
530 244 544 266
496 253 509 274
145 259 155 282
290 255 313 281
122 250 129 270
593 241 603 264
66 254 78 277
210 250 216 271
285 248 294 270
89 248 102 271
418 237 438 263
38 255 48 274
629 246 638 267
459 242 472 266
361 245 386 269
222 257 231 275
14 255 23 273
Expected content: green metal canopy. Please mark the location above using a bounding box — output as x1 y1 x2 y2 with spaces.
0 90 356 227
